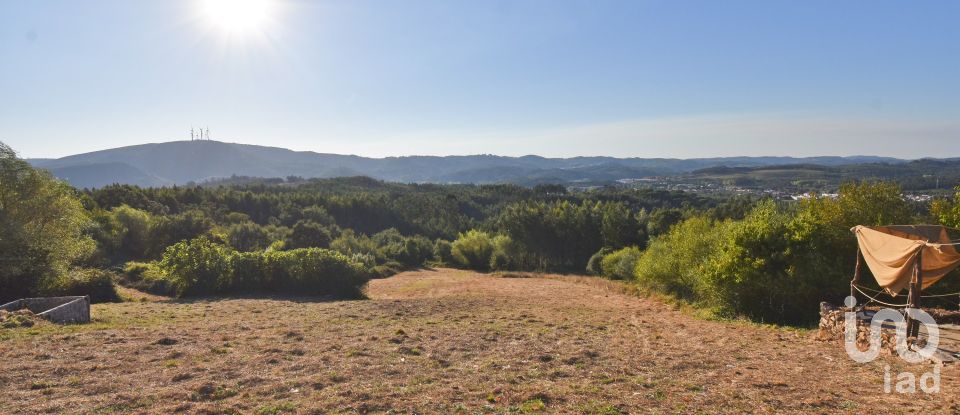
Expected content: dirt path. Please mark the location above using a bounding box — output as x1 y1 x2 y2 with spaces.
1 269 956 414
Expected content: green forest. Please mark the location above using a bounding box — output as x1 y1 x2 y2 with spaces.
3 142 960 325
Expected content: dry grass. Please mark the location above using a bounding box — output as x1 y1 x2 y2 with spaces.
0 309 49 329
0 268 956 414
115 285 171 303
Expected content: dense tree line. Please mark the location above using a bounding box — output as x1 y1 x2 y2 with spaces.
6 140 956 326
2 141 719 302
76 176 716 273
603 182 959 324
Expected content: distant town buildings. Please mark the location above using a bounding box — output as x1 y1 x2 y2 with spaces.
602 176 937 202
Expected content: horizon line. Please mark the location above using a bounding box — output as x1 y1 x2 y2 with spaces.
15 139 959 162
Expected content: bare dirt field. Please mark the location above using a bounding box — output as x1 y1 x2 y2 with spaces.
1 268 957 414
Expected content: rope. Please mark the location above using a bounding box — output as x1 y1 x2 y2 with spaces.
852 283 960 300
852 284 911 308
854 284 885 295
921 292 960 298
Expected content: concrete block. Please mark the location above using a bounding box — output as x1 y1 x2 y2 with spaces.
0 296 90 324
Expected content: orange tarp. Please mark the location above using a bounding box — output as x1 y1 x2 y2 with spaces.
853 225 960 296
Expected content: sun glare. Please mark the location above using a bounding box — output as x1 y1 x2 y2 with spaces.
201 0 274 33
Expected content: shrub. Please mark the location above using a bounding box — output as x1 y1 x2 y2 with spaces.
489 234 518 271
121 261 153 282
370 261 403 279
632 182 919 325
586 247 614 275
230 251 269 291
156 237 369 298
330 229 379 258
120 261 176 296
634 215 720 300
451 230 495 271
42 268 120 303
273 248 369 297
433 239 454 265
329 228 432 269
159 237 234 297
698 201 795 321
932 187 960 228
398 235 434 267
599 246 641 280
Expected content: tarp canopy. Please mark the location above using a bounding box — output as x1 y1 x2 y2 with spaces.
852 225 960 296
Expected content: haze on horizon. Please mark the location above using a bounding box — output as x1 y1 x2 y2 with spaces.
1 0 958 160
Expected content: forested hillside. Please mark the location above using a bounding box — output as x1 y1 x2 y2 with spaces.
28 139 916 188
5 141 960 325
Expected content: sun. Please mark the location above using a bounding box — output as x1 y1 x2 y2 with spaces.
201 0 274 33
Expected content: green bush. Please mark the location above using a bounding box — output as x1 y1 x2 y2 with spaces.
433 239 454 265
230 251 269 291
273 248 369 297
634 215 720 300
633 182 920 325
120 261 176 296
330 229 379 259
121 261 153 282
586 247 614 275
160 237 234 297
43 268 120 303
932 187 960 228
489 235 516 271
451 230 495 271
328 228 432 269
599 246 641 280
698 201 796 321
287 248 369 297
398 235 434 267
156 237 369 298
370 263 402 279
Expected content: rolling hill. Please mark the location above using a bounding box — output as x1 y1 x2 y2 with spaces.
26 140 919 188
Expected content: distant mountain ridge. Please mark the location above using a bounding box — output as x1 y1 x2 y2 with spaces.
28 140 912 188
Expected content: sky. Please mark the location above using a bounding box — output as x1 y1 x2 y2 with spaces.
0 0 958 159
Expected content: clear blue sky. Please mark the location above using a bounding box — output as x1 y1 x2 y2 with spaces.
1 0 958 159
